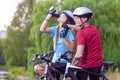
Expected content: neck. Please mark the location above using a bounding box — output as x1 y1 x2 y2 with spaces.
84 22 90 27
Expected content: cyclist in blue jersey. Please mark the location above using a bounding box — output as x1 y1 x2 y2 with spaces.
34 7 75 80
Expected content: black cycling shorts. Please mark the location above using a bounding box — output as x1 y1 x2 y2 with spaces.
50 62 66 73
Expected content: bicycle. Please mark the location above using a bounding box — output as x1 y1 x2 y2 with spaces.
60 51 114 80
31 51 114 80
31 50 70 80
31 51 55 80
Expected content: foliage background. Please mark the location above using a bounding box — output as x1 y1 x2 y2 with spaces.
0 0 120 78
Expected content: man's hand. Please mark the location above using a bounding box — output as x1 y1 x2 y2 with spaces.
72 57 80 66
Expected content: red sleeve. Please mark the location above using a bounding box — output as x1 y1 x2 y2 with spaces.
76 31 85 45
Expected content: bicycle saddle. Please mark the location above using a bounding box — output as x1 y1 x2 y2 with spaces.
103 61 114 66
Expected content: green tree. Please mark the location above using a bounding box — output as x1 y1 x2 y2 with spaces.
0 39 5 64
29 0 58 53
0 39 3 54
3 0 34 67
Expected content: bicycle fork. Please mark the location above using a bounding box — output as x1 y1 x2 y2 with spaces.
40 64 55 80
63 63 78 80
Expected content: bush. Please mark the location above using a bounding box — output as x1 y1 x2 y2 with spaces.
9 67 30 76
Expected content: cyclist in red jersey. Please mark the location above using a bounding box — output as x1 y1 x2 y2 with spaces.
72 7 103 80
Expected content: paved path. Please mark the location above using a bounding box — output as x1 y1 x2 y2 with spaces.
0 70 9 74
0 70 8 80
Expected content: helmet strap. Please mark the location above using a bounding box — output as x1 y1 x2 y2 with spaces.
80 18 88 29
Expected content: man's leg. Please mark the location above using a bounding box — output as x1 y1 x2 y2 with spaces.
76 70 88 80
87 67 101 80
50 62 66 80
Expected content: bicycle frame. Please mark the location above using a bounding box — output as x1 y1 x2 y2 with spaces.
63 62 82 80
39 63 55 80
31 51 55 80
31 50 114 80
63 61 114 80
31 50 70 80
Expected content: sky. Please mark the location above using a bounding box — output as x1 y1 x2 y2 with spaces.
0 0 23 30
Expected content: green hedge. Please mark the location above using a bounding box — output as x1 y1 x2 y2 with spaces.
9 67 30 76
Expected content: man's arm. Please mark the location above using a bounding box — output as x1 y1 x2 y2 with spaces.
67 24 81 31
72 45 84 66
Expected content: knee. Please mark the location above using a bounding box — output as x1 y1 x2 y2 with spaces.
34 64 45 76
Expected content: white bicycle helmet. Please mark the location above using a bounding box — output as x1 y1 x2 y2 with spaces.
62 10 75 24
73 7 93 19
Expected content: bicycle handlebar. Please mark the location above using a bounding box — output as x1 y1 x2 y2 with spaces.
31 50 54 63
31 50 71 63
36 50 54 58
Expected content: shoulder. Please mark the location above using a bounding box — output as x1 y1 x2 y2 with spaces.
82 25 98 32
67 29 75 36
49 26 57 36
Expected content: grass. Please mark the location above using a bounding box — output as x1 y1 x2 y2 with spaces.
0 65 30 76
0 65 9 70
106 72 120 80
9 67 30 76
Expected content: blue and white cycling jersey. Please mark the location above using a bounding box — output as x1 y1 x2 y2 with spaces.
49 26 75 63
